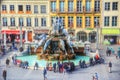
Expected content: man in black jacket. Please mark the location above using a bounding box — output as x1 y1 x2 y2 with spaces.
2 69 7 80
109 61 112 73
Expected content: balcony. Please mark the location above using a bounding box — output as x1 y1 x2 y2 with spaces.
18 11 24 14
9 11 15 14
94 9 101 13
26 11 32 14
1 10 7 14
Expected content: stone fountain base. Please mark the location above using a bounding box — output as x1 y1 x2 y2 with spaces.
37 53 76 61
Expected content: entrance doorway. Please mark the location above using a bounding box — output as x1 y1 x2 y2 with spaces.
104 35 117 44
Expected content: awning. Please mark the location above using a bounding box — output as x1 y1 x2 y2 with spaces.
2 30 24 34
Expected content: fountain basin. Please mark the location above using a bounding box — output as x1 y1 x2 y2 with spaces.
16 55 90 67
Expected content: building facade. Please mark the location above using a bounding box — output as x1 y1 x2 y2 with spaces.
50 0 101 43
1 0 50 43
101 0 120 44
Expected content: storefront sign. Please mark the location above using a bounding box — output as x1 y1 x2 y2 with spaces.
85 28 94 30
34 29 49 34
102 28 120 35
2 30 24 34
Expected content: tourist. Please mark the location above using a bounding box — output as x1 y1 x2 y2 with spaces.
94 73 98 80
53 63 56 73
43 67 47 80
79 60 82 68
114 51 118 59
106 48 109 56
108 61 112 73
34 62 39 70
46 62 49 70
6 58 10 67
57 61 60 72
108 49 111 56
117 50 120 59
92 75 95 80
25 61 29 69
2 69 7 80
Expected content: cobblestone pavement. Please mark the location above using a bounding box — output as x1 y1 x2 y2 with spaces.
0 44 120 80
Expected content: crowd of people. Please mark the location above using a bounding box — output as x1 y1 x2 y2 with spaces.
1 45 120 80
106 47 120 59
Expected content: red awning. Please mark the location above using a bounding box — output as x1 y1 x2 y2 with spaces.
2 30 24 34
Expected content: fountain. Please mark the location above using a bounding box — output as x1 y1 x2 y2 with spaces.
33 17 77 61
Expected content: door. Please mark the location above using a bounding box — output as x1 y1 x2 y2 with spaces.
28 31 32 42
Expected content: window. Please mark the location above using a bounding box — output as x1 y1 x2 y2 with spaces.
41 18 46 26
18 5 23 11
59 17 65 27
86 0 91 12
35 18 38 27
51 17 55 26
41 5 46 13
77 31 87 42
2 17 7 26
34 5 38 13
77 1 82 12
94 17 100 27
2 5 6 11
51 1 56 12
10 17 15 26
26 5 31 11
104 16 110 26
85 17 91 27
94 1 100 12
77 17 82 27
68 16 73 27
105 2 110 11
112 16 117 26
19 18 23 26
68 1 74 12
60 1 65 12
112 2 118 10
10 5 14 11
27 18 31 26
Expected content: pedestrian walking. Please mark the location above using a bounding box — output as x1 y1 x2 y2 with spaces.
94 73 98 80
53 63 56 73
2 69 7 80
6 58 10 67
43 67 47 80
92 75 95 80
34 62 39 70
108 61 112 73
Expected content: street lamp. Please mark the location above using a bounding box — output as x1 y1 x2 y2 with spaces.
0 18 2 45
20 18 23 47
96 19 99 49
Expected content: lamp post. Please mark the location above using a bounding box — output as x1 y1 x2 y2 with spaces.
20 19 23 47
0 21 2 45
96 20 99 49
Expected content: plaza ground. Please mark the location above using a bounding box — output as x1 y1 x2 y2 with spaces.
0 44 120 80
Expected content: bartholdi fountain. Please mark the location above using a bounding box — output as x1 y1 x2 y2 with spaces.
34 17 76 61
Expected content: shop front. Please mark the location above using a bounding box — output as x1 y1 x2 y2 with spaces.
1 30 25 43
101 28 120 44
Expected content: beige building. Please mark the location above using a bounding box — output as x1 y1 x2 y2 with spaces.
101 0 120 44
1 0 50 43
